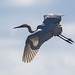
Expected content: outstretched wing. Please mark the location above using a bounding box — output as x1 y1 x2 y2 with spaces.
22 34 39 63
22 29 53 63
22 43 39 63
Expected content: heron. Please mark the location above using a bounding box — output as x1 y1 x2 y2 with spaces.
13 14 74 63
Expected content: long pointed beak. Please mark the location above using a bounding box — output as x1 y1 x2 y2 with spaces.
13 25 22 29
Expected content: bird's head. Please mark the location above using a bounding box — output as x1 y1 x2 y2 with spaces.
13 24 28 29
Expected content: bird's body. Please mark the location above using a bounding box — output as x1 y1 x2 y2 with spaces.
13 14 74 63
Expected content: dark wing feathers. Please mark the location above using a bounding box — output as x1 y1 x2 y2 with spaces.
22 30 53 63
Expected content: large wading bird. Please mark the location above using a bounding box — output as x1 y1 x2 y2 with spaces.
13 14 74 63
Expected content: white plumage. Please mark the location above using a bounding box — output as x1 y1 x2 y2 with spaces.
13 14 74 63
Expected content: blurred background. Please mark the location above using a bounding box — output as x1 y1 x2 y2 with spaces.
0 0 75 75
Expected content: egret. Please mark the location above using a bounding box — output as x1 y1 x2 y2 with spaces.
13 14 74 63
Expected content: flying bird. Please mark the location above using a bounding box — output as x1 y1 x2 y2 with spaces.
13 14 74 63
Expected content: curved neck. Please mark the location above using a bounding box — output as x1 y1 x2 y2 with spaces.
23 24 35 33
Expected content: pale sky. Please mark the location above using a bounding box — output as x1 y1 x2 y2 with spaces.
0 0 75 75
